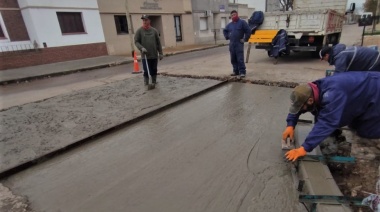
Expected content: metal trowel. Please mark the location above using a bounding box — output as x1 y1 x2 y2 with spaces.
281 137 295 150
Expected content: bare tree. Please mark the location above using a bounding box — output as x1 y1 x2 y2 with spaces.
279 0 293 11
363 0 377 14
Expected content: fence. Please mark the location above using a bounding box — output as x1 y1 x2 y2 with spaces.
0 43 37 53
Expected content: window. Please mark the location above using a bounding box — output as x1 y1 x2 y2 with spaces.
221 17 227 29
174 16 182 41
0 24 5 38
114 15 129 34
200 17 208 31
57 12 85 34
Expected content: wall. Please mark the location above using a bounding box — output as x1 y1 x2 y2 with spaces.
1 43 107 70
18 0 105 48
192 0 230 44
0 0 30 49
98 0 195 55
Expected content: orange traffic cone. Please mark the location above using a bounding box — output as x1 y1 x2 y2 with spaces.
132 51 142 74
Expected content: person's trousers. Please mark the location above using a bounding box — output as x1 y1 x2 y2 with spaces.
229 42 246 75
142 58 158 77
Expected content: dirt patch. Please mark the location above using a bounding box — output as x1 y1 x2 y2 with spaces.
328 131 380 211
0 183 32 212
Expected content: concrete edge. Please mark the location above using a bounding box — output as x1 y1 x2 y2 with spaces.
0 44 227 86
163 44 226 56
0 79 228 179
294 124 352 212
0 60 133 86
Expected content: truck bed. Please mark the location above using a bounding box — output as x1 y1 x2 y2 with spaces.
259 9 344 36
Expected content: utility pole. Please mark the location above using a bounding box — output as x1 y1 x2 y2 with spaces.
125 0 135 56
374 0 380 32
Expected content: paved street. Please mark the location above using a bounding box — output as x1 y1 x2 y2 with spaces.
2 83 302 212
0 24 368 212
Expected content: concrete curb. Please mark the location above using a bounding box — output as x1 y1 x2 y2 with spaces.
294 123 352 211
0 60 133 86
0 44 227 86
0 79 228 179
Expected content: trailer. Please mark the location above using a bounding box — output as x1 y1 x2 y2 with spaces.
249 0 354 56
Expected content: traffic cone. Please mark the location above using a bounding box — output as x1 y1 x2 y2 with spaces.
132 51 142 74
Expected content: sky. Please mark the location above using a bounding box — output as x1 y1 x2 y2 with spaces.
233 0 366 12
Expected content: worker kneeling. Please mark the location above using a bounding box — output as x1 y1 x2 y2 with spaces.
282 72 380 161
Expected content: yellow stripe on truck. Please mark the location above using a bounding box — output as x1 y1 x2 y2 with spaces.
248 30 279 43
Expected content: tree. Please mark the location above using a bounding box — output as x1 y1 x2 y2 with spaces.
363 0 377 14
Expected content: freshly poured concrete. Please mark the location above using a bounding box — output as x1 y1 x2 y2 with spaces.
3 83 303 212
0 76 221 173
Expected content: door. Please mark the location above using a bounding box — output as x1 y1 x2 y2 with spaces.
174 15 182 41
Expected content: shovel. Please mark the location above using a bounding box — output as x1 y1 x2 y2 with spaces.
144 54 155 90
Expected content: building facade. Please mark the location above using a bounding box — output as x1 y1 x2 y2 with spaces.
0 0 107 70
98 0 196 56
190 0 230 44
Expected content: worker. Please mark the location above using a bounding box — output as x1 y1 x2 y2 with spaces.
223 10 251 79
320 44 380 73
134 15 163 86
282 71 380 161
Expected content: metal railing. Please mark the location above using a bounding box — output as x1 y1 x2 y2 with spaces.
0 43 37 53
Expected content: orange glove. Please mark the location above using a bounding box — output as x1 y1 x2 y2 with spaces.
285 146 307 162
282 126 294 141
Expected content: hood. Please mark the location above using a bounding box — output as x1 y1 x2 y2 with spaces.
330 44 347 65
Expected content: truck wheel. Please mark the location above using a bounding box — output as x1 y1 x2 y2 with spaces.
312 47 322 58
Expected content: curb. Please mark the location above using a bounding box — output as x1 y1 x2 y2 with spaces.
0 79 228 179
0 44 227 86
0 60 133 86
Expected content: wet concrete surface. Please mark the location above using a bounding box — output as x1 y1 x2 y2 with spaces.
3 83 302 212
0 76 222 174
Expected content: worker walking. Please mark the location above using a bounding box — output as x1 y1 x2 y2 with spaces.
320 43 380 73
282 72 380 161
223 10 251 79
134 15 163 86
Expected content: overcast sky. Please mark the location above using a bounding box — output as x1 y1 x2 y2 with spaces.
234 0 366 12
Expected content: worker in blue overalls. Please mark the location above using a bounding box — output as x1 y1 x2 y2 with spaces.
223 10 251 79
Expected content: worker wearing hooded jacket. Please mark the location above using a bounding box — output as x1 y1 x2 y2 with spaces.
320 43 380 73
282 72 380 161
223 10 251 78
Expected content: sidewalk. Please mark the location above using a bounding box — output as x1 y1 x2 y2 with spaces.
0 41 228 85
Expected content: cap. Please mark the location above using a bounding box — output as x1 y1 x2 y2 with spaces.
141 15 150 20
289 84 312 114
319 46 332 60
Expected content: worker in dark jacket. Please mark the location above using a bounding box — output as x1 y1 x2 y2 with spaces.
320 44 380 73
282 72 380 161
135 15 163 86
223 10 251 79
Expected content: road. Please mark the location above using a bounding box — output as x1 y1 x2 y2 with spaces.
0 24 363 111
2 83 303 212
0 24 363 212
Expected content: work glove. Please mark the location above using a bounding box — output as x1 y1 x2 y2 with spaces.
141 48 147 54
159 54 164 60
282 126 294 141
285 146 307 162
240 39 244 44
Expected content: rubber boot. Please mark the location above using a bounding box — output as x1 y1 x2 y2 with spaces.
144 77 149 86
152 75 157 84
